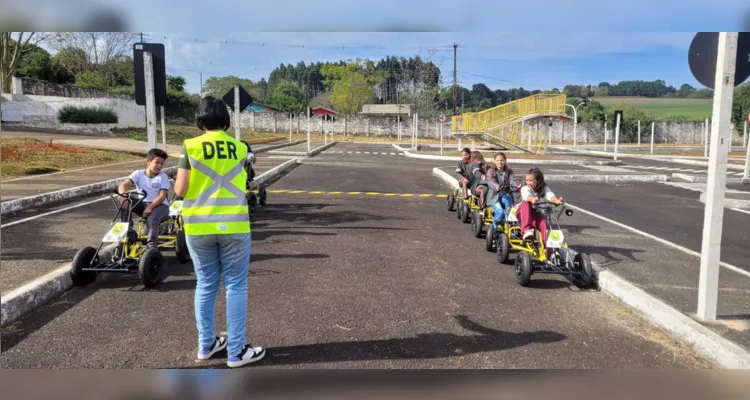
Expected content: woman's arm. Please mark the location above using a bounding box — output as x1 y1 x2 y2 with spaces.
174 168 191 197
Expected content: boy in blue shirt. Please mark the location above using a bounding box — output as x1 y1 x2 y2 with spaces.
117 148 171 248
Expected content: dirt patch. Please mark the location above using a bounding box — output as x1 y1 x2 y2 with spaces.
1 138 139 180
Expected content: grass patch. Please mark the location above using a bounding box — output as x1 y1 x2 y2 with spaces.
591 96 712 120
1 138 140 180
112 124 287 146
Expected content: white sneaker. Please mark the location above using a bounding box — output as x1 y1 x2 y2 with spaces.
227 344 266 368
197 336 227 360
523 230 534 241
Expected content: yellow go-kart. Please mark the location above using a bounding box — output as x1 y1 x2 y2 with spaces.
69 188 189 288
489 200 594 288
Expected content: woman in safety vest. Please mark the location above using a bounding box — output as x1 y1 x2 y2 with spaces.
173 96 265 368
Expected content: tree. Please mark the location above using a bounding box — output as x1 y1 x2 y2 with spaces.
268 80 307 114
167 75 186 92
74 70 110 90
201 75 264 103
49 32 138 71
15 41 51 81
732 82 750 131
321 61 385 115
51 47 88 81
0 32 43 93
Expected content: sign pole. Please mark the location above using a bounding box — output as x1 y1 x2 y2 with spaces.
234 85 240 140
307 108 311 153
143 52 157 149
637 120 641 147
650 122 655 155
744 120 748 147
704 118 709 158
697 32 738 321
160 105 167 151
614 113 621 161
289 114 292 143
440 123 444 155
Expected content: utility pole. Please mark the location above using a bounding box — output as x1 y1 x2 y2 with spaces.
140 32 144 43
453 43 457 116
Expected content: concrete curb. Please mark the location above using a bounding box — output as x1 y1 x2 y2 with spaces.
699 192 750 211
0 166 178 218
557 146 747 172
431 167 750 369
592 263 750 369
255 140 305 154
0 160 301 328
433 166 666 184
672 173 750 185
0 243 116 328
268 141 337 156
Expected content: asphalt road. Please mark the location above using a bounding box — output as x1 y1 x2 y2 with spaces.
618 158 747 178
0 156 293 294
1 143 709 368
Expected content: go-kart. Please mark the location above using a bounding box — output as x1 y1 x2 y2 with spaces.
246 184 267 214
498 200 594 288
69 187 188 288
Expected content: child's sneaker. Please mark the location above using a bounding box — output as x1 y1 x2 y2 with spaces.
523 230 534 241
197 336 227 360
227 344 265 368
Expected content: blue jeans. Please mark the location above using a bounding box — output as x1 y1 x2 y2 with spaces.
492 193 515 230
186 232 252 357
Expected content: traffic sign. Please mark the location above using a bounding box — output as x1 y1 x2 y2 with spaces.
222 85 253 112
133 43 166 106
688 32 750 89
439 113 446 123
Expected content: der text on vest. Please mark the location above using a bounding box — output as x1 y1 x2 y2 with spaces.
202 141 238 160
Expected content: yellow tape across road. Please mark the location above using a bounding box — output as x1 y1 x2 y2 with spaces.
266 189 448 198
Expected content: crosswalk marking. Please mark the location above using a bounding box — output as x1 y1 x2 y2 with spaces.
324 150 404 155
264 189 447 198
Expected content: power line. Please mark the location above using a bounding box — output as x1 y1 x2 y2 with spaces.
457 71 564 89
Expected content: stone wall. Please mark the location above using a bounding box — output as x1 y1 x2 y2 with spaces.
18 78 133 100
239 111 450 139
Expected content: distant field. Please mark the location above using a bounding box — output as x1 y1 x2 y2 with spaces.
591 96 712 120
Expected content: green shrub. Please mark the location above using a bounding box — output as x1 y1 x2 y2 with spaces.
58 105 119 124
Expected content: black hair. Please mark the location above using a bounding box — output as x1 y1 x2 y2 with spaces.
147 148 168 161
461 147 471 155
195 96 231 132
241 140 252 153
494 152 507 171
526 167 546 194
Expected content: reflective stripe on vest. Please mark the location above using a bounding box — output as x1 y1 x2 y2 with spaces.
182 131 250 235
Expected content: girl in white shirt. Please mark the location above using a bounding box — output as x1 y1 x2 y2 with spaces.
519 167 565 242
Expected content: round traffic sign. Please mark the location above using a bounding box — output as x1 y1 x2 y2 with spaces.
439 113 446 123
688 32 750 89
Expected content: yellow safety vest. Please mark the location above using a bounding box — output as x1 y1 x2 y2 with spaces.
181 130 250 235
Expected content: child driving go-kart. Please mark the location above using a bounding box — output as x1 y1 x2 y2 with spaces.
117 148 171 249
487 152 520 231
519 167 564 244
469 151 489 209
455 147 472 199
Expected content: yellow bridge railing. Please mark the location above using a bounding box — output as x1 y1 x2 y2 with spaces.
451 93 567 133
489 123 547 154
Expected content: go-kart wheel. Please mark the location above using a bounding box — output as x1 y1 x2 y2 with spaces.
446 191 455 211
460 202 471 223
247 194 257 212
497 233 510 264
485 224 496 252
515 252 533 286
574 252 594 288
139 247 163 288
175 229 190 263
70 247 97 286
471 211 483 238
456 199 463 219
259 187 267 206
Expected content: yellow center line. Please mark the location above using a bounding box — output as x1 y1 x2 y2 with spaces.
383 193 397 196
347 192 362 195
268 189 288 193
365 192 380 195
328 191 343 195
400 194 414 197
436 194 448 198
309 191 325 194
418 194 431 197
288 190 306 194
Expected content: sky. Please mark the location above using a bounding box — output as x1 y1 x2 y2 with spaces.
147 32 709 95
5 0 750 95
